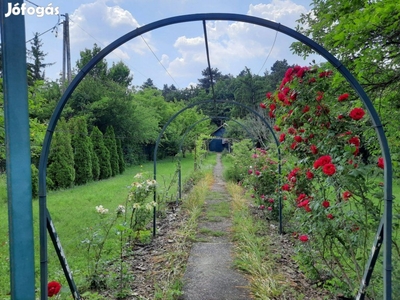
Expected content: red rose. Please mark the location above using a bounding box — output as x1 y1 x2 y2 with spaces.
306 170 314 179
349 107 365 120
377 157 384 169
298 199 310 207
273 125 281 132
282 184 290 191
322 200 330 208
302 105 310 113
266 92 272 99
338 93 349 102
313 155 332 169
279 133 286 142
322 163 336 176
260 102 267 109
310 145 318 154
288 127 296 135
255 170 261 176
327 213 334 219
269 111 276 119
296 193 307 203
48 281 61 297
294 135 303 142
248 169 253 175
348 136 360 147
290 142 298 150
316 91 324 102
343 191 352 200
299 235 309 242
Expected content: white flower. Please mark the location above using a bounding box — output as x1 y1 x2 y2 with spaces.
116 205 125 214
95 205 108 214
134 173 143 179
133 182 143 189
145 203 153 211
132 203 140 209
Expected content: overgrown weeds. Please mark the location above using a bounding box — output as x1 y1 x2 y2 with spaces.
153 171 214 299
228 182 286 299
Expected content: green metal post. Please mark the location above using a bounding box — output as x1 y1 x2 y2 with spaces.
1 1 36 299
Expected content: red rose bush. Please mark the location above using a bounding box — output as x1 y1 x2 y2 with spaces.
255 65 387 297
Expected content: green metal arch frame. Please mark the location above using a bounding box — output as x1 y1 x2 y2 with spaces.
35 13 393 300
176 115 262 201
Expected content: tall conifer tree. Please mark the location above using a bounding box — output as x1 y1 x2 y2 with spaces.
116 138 125 174
104 126 119 176
48 118 75 189
70 117 93 185
90 126 111 180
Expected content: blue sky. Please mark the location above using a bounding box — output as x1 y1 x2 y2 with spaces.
21 0 322 89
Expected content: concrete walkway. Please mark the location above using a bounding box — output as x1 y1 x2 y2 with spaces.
182 154 251 300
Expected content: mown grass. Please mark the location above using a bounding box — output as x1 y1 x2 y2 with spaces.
0 153 216 299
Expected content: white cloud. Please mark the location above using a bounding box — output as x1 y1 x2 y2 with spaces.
164 0 310 82
69 0 153 59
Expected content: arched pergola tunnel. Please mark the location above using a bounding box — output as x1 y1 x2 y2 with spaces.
176 115 263 201
152 102 282 233
1 9 393 300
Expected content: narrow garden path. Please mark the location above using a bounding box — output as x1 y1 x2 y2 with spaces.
182 153 251 300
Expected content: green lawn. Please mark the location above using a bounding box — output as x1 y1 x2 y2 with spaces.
0 152 217 298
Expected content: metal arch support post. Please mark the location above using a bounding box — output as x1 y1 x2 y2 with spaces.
1 2 36 299
177 115 262 201
37 13 392 299
153 100 282 237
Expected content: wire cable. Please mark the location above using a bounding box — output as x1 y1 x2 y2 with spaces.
139 34 180 88
202 20 216 103
68 16 150 83
257 30 278 76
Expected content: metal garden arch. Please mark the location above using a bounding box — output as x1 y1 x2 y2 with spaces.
34 13 392 300
152 101 282 235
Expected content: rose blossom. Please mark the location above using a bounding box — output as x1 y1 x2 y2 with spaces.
299 235 309 242
48 281 61 297
343 191 352 200
349 107 365 120
377 157 384 169
322 163 336 176
338 93 349 102
313 155 332 169
322 200 330 208
310 145 318 154
294 135 303 143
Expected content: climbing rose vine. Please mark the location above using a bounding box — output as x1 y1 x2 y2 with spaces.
255 65 391 298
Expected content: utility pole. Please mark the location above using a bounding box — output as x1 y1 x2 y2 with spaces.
62 13 71 88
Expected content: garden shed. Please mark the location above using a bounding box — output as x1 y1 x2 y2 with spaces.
208 125 230 152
